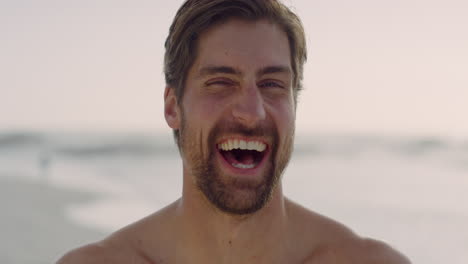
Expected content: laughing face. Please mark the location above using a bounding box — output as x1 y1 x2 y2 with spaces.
165 19 296 215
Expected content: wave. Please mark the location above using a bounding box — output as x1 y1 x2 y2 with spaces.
0 132 44 148
0 131 466 159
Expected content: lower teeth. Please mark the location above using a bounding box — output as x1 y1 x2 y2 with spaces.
232 163 255 169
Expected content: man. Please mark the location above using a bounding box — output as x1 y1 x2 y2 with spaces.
58 0 411 263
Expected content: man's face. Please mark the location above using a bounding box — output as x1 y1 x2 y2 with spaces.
168 19 296 215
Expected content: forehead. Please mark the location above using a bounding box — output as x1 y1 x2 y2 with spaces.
192 19 292 75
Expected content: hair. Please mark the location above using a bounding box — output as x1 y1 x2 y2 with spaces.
164 0 307 144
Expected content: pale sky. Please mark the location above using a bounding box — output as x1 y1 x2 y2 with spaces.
1 0 467 137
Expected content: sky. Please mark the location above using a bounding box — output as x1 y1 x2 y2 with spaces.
1 0 467 137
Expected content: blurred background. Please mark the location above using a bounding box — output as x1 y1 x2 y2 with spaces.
1 0 467 263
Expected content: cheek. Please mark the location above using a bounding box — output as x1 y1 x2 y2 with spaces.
273 102 296 153
181 97 224 147
184 91 228 120
270 99 295 129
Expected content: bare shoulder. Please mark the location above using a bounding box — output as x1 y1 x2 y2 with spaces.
56 236 158 264
56 202 178 264
56 240 125 264
285 199 410 264
285 198 358 242
303 237 411 264
359 238 412 264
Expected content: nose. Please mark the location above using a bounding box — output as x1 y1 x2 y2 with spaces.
231 83 266 127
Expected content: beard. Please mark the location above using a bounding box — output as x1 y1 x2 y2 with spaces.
179 114 294 215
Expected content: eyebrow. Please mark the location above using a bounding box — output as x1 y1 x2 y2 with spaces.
257 65 292 77
197 65 292 78
198 66 242 77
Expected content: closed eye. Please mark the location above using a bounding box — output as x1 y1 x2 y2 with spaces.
205 78 237 87
208 81 232 86
258 80 285 89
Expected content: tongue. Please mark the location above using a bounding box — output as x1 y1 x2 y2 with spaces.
224 150 255 165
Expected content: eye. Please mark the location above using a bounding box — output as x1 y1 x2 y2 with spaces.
258 80 285 89
205 78 236 87
208 81 231 86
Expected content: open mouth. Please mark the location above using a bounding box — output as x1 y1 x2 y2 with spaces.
217 139 268 170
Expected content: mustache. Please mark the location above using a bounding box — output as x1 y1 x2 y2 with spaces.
210 120 276 139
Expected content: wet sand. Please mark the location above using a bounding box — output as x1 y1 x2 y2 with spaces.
0 176 106 264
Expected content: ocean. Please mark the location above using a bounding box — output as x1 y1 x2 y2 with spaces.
1 131 467 263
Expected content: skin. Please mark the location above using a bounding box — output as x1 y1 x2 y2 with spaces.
57 19 411 264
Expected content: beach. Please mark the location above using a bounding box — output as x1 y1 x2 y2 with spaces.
0 176 105 264
1 131 467 263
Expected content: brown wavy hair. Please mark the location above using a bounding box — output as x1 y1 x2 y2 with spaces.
164 0 307 103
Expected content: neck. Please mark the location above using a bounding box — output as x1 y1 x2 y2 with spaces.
174 170 290 262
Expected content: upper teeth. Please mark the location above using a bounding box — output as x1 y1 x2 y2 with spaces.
218 139 266 152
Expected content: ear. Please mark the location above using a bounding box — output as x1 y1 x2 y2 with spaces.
164 86 180 130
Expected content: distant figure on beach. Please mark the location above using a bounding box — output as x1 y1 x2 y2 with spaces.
58 1 411 263
38 149 51 182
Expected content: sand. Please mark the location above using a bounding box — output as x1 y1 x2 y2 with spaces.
0 176 106 264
